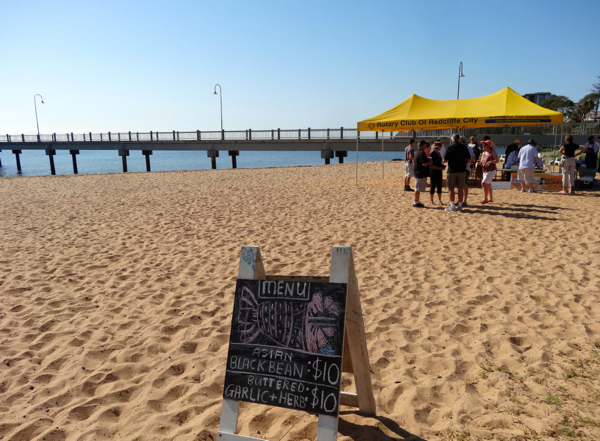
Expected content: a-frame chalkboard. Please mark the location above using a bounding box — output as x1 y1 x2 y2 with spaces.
217 246 376 441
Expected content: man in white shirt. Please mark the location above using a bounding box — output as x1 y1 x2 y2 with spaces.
517 139 540 193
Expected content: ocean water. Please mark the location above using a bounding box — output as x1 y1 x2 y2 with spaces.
0 149 407 178
0 147 508 178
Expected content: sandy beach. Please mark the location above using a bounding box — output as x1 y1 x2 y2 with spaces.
1 162 599 441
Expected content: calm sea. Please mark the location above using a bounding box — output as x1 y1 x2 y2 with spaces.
0 147 507 178
0 150 406 178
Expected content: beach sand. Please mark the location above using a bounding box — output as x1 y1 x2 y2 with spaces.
1 162 599 441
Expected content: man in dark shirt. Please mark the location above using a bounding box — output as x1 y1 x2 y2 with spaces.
444 134 471 212
412 140 430 208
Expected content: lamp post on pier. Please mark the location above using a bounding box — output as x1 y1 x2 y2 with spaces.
457 62 465 100
213 84 223 132
34 94 44 138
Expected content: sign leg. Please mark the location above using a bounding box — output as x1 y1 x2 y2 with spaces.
329 246 376 416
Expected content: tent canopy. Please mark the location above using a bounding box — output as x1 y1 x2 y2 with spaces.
357 87 563 131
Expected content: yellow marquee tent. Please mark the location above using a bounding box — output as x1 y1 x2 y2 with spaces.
357 87 563 131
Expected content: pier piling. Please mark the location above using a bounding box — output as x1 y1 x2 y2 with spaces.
142 150 152 172
70 150 79 174
12 150 22 172
207 150 219 169
229 150 239 169
119 149 129 173
46 148 56 175
321 150 333 165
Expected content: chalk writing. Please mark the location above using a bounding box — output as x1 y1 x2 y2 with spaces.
223 279 347 416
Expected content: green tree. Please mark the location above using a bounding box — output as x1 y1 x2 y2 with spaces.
591 75 600 117
540 95 574 114
570 94 597 122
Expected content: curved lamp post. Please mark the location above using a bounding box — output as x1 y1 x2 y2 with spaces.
457 62 465 100
213 84 223 132
34 94 44 137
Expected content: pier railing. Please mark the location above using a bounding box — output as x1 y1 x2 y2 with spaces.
1 124 596 144
0 128 454 144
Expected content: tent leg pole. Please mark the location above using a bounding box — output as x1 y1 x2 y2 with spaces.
356 137 359 185
382 134 384 179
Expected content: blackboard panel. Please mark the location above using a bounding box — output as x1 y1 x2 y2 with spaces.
223 279 348 416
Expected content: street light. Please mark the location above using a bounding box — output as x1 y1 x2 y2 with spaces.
213 84 223 132
457 62 465 100
34 94 44 137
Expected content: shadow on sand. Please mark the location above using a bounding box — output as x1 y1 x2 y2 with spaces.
338 411 427 441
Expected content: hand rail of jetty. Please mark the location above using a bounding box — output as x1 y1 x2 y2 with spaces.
0 126 595 175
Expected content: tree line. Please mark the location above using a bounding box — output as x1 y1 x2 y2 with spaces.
540 75 600 123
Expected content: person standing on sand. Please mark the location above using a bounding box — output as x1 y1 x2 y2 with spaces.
444 134 471 213
559 135 586 194
478 141 499 204
517 139 540 193
429 141 445 205
462 136 475 206
584 136 599 170
413 140 430 208
469 136 481 162
404 139 415 192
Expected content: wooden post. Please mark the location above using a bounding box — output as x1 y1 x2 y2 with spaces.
308 127 311 140
13 149 22 172
89 132 92 141
197 130 201 141
329 246 376 416
222 129 225 141
340 127 344 140
278 128 280 140
248 128 252 140
70 150 79 174
218 247 266 438
142 150 152 172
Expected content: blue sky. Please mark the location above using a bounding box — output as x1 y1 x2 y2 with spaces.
1 0 599 134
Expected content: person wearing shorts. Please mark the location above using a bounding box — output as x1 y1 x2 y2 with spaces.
479 141 499 203
559 135 585 194
404 139 415 192
412 140 430 208
517 139 539 193
444 134 471 212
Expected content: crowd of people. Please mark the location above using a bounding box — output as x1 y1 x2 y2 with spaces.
403 132 599 211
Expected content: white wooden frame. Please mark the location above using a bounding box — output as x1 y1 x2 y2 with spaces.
217 246 375 441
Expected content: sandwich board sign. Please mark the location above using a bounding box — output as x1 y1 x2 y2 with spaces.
217 246 376 441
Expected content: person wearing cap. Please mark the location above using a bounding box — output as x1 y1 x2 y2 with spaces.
404 139 416 192
478 141 499 203
559 135 586 194
517 139 540 193
412 140 430 208
428 141 445 205
584 135 599 170
443 133 471 212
